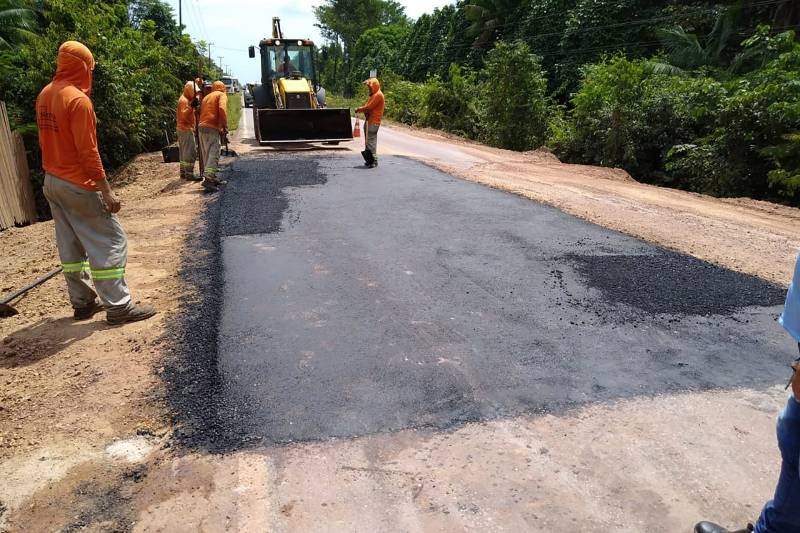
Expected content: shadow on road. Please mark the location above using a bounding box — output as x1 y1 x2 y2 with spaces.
236 137 352 152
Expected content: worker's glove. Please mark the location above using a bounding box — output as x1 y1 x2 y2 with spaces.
190 98 199 108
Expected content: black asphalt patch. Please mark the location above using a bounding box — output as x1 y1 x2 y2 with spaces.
166 153 793 451
221 158 326 237
566 252 786 316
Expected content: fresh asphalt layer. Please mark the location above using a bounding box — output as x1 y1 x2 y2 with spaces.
167 153 791 449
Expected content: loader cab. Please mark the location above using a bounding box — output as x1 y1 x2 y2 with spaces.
261 40 316 83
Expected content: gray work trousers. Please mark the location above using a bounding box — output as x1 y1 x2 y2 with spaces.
177 130 196 177
43 174 132 313
366 123 379 160
199 127 220 180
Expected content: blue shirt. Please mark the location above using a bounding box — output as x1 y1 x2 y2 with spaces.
780 254 800 343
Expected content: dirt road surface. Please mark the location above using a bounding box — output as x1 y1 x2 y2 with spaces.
0 113 798 532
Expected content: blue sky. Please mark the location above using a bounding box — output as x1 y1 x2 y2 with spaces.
163 0 455 83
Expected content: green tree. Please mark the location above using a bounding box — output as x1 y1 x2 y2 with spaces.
477 40 549 150
314 0 407 93
464 0 521 48
348 24 408 88
128 0 182 47
317 40 345 93
314 0 407 54
0 0 38 50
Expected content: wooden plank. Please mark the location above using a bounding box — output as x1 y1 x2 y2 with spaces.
0 101 37 230
0 102 17 230
13 131 37 224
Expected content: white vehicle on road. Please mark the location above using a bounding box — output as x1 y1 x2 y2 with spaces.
221 76 240 93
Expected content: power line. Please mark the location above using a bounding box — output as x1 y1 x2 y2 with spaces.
215 45 248 52
404 0 800 60
467 0 794 35
196 0 212 43
416 0 797 57
410 24 798 71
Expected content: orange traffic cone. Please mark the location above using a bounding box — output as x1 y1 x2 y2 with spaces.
353 118 361 137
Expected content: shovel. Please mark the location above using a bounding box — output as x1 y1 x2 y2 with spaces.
221 132 238 157
0 267 62 318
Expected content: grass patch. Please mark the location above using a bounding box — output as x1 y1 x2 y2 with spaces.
326 94 359 115
227 94 242 131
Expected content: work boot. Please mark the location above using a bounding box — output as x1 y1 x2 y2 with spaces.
106 303 157 326
368 160 378 169
201 177 220 192
694 521 754 533
187 174 202 182
361 150 374 166
74 299 103 321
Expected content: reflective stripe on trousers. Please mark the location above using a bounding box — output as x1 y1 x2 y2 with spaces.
199 127 220 179
177 130 196 174
43 174 132 312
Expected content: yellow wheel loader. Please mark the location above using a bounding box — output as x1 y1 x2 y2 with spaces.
247 18 352 144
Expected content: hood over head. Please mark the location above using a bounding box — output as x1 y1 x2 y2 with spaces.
183 80 198 99
212 81 226 92
363 78 381 94
54 41 95 94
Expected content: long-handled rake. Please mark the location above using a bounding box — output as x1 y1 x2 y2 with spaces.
0 267 62 317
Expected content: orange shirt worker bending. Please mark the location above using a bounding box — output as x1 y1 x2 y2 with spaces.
198 80 228 192
176 80 200 181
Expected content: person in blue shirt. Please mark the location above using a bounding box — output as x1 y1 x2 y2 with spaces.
695 257 800 533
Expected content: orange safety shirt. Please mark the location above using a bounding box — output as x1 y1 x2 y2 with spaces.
199 81 228 130
36 41 106 190
176 81 198 133
356 78 385 125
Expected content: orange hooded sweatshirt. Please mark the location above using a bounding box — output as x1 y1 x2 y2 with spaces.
36 41 106 190
199 81 228 130
356 78 384 125
176 81 198 133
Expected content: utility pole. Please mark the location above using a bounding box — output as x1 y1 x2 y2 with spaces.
207 43 213 71
178 0 182 28
218 56 224 73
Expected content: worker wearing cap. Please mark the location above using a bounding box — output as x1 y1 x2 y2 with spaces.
35 41 156 325
198 80 228 191
355 78 384 168
176 80 200 181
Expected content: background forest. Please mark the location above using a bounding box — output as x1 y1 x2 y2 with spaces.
316 0 800 204
0 0 797 206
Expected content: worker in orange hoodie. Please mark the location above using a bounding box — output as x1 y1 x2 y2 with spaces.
355 78 385 168
35 41 156 325
198 80 228 191
176 80 201 181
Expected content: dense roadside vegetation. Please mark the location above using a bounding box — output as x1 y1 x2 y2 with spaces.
317 0 800 204
0 0 222 216
226 93 241 132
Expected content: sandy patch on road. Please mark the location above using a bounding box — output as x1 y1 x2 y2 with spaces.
127 387 785 533
0 154 207 530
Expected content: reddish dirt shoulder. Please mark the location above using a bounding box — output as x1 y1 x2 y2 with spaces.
0 153 207 530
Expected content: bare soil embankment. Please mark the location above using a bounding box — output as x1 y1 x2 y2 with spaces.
0 154 208 531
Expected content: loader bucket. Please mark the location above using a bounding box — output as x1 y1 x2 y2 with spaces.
255 108 353 143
